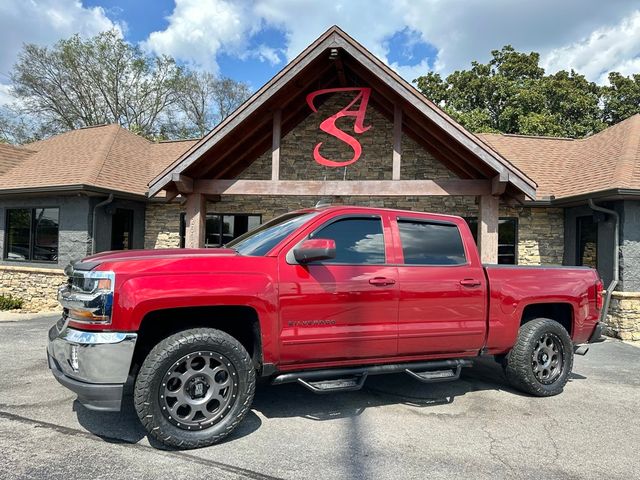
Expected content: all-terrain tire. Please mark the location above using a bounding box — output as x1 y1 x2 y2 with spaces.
134 328 256 449
504 318 573 397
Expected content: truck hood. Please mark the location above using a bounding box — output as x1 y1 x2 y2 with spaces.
72 248 238 272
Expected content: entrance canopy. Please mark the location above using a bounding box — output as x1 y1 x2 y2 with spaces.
147 26 537 262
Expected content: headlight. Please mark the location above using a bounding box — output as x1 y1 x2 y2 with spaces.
59 270 115 325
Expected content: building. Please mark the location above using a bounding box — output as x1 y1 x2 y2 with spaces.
0 27 638 340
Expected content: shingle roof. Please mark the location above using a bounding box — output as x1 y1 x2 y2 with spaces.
1 114 639 202
0 125 198 196
478 114 640 200
0 143 34 176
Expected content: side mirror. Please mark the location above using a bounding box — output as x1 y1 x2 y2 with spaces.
293 238 336 264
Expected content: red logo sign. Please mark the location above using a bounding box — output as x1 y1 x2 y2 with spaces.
306 87 372 167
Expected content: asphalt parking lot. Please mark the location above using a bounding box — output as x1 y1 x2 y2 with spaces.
0 315 638 480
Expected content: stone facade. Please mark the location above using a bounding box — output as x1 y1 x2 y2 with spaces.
605 292 640 341
0 265 65 312
239 92 455 182
502 206 565 265
145 202 183 249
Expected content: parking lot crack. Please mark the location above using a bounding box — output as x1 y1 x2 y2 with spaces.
480 423 515 474
0 409 285 480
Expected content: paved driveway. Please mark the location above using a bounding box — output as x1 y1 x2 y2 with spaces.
1 315 638 480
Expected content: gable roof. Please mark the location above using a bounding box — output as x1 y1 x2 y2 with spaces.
148 26 537 200
0 125 198 198
478 114 640 200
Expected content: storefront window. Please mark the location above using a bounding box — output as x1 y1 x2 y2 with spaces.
179 213 261 248
4 208 59 262
464 217 518 265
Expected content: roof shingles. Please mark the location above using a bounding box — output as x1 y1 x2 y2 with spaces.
478 114 640 200
0 125 198 196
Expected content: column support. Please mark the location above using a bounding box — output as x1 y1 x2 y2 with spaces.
185 193 206 249
478 195 499 264
271 109 281 181
392 104 402 180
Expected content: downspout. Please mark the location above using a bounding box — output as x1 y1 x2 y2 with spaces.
92 194 114 254
588 199 619 323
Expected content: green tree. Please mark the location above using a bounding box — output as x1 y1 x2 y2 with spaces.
414 45 606 138
602 72 640 125
7 30 251 141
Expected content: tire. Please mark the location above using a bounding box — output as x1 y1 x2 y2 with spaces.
134 328 256 449
504 318 573 397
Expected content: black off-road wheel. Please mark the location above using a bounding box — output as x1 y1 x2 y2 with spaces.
134 328 256 449
504 318 574 397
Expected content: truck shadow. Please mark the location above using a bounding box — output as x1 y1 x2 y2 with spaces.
73 356 587 446
252 356 513 421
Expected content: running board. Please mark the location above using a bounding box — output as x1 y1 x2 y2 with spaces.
405 365 462 383
272 359 473 394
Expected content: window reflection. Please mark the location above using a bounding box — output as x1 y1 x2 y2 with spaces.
399 220 466 265
312 217 385 264
5 208 59 262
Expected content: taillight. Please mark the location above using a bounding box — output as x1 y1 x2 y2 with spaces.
596 279 604 310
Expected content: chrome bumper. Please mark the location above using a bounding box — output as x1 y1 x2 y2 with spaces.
47 323 137 384
47 321 137 411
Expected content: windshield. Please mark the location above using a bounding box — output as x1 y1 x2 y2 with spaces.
225 211 319 256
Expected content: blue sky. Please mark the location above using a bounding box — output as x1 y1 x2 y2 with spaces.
1 0 639 103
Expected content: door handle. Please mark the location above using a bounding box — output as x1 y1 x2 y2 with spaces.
459 278 481 287
369 277 396 286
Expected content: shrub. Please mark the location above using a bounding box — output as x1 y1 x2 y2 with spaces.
0 294 23 310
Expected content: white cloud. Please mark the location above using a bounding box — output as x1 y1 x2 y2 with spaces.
542 11 640 84
0 0 121 106
143 0 640 86
142 0 260 74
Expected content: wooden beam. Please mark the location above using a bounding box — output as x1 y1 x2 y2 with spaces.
184 193 206 249
171 173 193 193
194 179 491 196
478 195 499 264
163 185 179 202
392 104 402 180
271 109 281 180
491 174 507 196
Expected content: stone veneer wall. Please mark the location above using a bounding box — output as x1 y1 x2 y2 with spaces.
502 206 565 265
144 198 565 268
0 265 66 312
605 292 640 341
239 92 456 182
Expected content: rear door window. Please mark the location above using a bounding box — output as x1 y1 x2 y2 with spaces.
398 219 466 265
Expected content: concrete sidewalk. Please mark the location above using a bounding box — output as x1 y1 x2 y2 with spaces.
0 310 59 322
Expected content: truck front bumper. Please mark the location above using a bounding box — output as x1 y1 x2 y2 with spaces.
47 319 137 411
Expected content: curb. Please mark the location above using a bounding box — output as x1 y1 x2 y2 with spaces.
0 311 59 322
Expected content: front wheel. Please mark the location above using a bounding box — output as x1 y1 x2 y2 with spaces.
504 318 574 397
134 328 256 449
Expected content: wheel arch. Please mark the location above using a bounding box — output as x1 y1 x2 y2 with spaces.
520 302 574 336
130 305 263 376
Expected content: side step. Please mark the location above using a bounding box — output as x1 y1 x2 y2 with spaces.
405 365 463 383
272 359 472 394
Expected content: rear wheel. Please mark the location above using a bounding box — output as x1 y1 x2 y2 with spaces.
134 328 255 449
504 318 573 396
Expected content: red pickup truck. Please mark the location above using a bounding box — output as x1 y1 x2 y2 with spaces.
48 206 604 449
